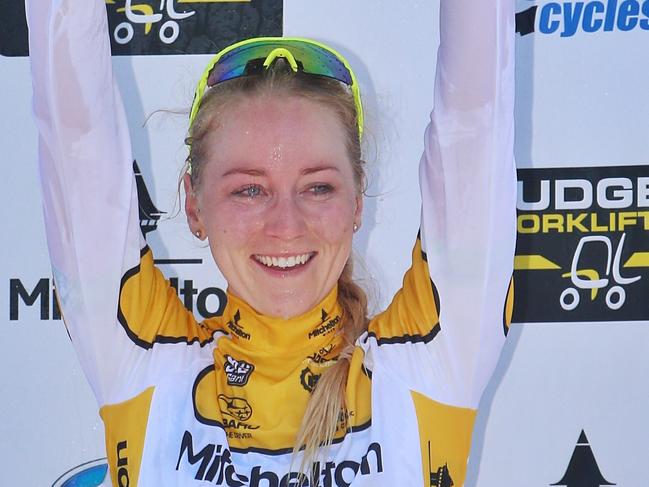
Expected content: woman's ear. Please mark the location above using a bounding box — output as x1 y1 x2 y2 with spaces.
184 173 204 239
353 192 364 231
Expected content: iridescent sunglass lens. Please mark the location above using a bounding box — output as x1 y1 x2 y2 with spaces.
206 40 353 87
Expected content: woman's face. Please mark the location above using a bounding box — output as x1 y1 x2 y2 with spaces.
185 95 362 319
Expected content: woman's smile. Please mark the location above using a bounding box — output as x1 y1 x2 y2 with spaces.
252 252 316 270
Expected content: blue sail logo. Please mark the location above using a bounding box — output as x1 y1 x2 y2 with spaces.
52 459 108 487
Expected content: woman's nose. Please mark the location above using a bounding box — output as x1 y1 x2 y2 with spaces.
263 194 307 240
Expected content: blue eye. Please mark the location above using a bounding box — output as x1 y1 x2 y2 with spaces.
234 185 263 198
310 184 333 195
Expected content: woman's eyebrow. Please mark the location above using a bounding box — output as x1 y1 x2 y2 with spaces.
301 165 340 175
221 165 340 177
221 168 266 178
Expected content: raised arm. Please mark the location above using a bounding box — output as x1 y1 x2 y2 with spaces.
362 2 515 483
419 0 516 407
365 0 516 413
27 0 204 405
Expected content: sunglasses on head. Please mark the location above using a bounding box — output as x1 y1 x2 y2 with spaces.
188 37 364 140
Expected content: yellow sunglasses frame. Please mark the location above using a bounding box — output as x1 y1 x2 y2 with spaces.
188 37 364 140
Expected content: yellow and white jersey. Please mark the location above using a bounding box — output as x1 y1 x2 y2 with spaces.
27 0 516 485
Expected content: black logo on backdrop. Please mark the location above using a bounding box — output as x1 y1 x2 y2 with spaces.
552 430 615 486
134 160 165 237
223 355 254 386
1 0 282 57
513 165 649 322
516 5 538 36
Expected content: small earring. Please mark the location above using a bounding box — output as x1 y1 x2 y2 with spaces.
195 230 202 239
353 224 358 233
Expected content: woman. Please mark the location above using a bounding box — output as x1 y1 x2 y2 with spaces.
27 0 516 485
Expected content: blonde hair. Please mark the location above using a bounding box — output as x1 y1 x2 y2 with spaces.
186 61 369 475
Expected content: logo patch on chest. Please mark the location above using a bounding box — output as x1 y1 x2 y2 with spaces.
227 310 251 340
217 394 260 432
308 309 340 339
218 395 253 422
300 367 321 393
223 355 254 386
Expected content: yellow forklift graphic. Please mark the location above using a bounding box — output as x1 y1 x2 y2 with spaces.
516 233 647 311
105 0 250 45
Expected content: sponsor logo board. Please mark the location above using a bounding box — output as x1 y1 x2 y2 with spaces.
513 165 649 322
1 0 282 57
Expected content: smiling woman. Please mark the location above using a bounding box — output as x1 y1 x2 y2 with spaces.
27 0 516 486
183 61 369 473
185 94 362 320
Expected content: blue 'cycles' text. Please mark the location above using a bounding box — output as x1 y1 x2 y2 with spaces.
516 0 649 36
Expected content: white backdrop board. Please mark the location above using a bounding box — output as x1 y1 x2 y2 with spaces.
0 0 647 486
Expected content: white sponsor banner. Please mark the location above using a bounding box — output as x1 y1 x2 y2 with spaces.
1 0 648 485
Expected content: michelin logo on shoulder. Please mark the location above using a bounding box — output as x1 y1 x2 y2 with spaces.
516 0 649 36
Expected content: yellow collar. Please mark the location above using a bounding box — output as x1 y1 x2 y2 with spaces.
219 286 343 355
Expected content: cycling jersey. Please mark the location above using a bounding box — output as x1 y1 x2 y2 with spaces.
27 0 516 485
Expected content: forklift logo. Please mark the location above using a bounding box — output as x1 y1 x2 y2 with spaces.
109 0 199 47
558 234 640 311
513 165 649 323
0 0 282 57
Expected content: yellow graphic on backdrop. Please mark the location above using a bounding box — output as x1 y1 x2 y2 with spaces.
625 252 649 268
514 255 560 270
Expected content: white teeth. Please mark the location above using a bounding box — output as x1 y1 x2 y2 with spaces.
255 253 312 269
